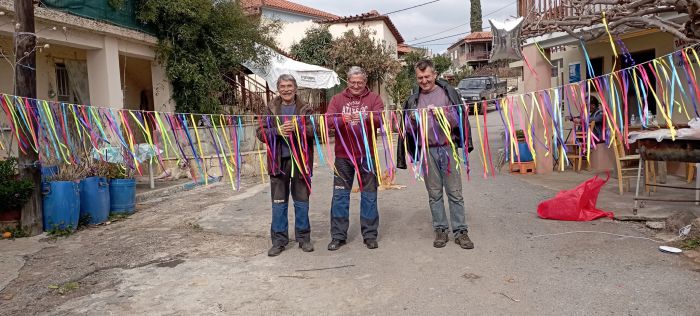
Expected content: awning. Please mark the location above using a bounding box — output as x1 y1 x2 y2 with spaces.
242 47 340 92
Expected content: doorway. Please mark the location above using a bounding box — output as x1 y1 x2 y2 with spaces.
621 49 656 116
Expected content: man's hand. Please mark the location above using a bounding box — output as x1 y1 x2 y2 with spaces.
278 121 295 135
342 113 360 123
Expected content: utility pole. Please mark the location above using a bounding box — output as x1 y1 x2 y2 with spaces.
14 0 42 235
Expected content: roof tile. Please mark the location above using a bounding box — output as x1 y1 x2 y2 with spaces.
240 0 337 20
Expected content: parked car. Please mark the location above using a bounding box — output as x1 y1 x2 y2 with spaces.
457 76 507 112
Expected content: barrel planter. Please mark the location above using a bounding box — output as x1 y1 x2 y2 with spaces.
109 178 136 215
42 181 80 232
41 165 59 180
79 177 110 224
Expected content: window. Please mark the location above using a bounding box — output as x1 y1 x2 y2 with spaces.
551 59 563 77
55 63 71 102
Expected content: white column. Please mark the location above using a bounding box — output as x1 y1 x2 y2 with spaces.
522 44 554 174
151 61 175 112
87 36 123 108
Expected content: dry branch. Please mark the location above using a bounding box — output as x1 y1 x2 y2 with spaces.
521 0 700 42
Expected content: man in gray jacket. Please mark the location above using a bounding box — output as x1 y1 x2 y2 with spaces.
256 74 315 256
397 59 474 250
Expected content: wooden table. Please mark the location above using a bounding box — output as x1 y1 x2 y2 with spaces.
633 137 700 214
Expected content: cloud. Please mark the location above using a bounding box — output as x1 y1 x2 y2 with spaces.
294 0 517 53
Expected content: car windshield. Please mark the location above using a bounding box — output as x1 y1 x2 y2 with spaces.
459 79 486 90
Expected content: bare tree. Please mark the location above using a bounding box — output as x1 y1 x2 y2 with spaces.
520 0 700 43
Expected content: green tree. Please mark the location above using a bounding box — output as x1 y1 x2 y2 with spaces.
328 27 401 90
402 51 427 70
290 26 333 67
137 0 279 113
387 51 425 106
432 54 452 75
470 0 483 32
387 69 414 107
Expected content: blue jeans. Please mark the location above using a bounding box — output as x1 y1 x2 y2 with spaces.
330 158 379 241
270 158 311 246
423 146 467 235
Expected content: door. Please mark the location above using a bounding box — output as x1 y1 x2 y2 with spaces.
621 49 656 117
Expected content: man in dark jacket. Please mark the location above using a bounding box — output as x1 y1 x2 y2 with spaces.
325 66 384 251
397 59 475 250
256 74 315 257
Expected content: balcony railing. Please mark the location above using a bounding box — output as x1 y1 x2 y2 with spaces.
465 51 490 61
519 0 615 38
40 0 154 34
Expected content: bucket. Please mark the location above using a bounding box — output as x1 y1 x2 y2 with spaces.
514 142 534 162
80 177 110 224
42 181 80 231
109 178 136 215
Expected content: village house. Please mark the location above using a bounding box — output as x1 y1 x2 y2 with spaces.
0 0 174 116
447 31 493 70
241 0 405 107
513 0 696 195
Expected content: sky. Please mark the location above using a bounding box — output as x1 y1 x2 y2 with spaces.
293 0 518 54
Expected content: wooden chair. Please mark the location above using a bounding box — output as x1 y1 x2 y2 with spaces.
688 163 697 184
611 134 656 195
563 121 592 172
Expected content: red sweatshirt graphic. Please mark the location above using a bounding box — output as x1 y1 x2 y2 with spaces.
325 87 384 160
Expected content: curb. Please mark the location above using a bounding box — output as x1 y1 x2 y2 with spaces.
136 177 223 203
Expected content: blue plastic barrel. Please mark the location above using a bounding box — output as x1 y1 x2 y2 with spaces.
514 142 534 162
42 181 80 231
41 166 59 180
109 179 136 214
80 177 110 224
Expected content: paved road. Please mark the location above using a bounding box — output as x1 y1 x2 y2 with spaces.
1 113 698 315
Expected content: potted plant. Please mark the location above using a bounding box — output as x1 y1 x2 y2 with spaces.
79 160 111 225
0 158 34 225
107 163 136 215
42 163 86 233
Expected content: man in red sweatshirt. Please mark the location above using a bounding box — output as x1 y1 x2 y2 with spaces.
325 66 384 251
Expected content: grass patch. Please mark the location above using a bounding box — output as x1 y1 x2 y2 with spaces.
680 238 700 251
187 222 203 231
1 225 30 239
108 213 130 222
47 224 74 237
48 282 79 295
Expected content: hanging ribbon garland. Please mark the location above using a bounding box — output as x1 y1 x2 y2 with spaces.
1 43 700 190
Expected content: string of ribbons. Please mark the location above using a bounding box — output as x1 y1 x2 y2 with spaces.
2 43 700 190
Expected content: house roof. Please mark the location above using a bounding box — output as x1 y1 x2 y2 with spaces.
397 43 412 55
239 0 338 20
447 31 493 50
464 31 493 42
319 10 405 44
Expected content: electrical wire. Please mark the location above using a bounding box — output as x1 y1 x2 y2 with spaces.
384 0 441 15
406 0 517 45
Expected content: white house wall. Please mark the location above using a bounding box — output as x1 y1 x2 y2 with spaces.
275 20 316 52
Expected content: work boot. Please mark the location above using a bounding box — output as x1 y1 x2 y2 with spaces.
455 231 474 249
299 240 314 252
267 244 285 257
433 229 449 248
364 239 378 249
327 239 346 251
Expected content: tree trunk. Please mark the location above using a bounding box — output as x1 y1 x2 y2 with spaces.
470 0 483 32
14 0 43 235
